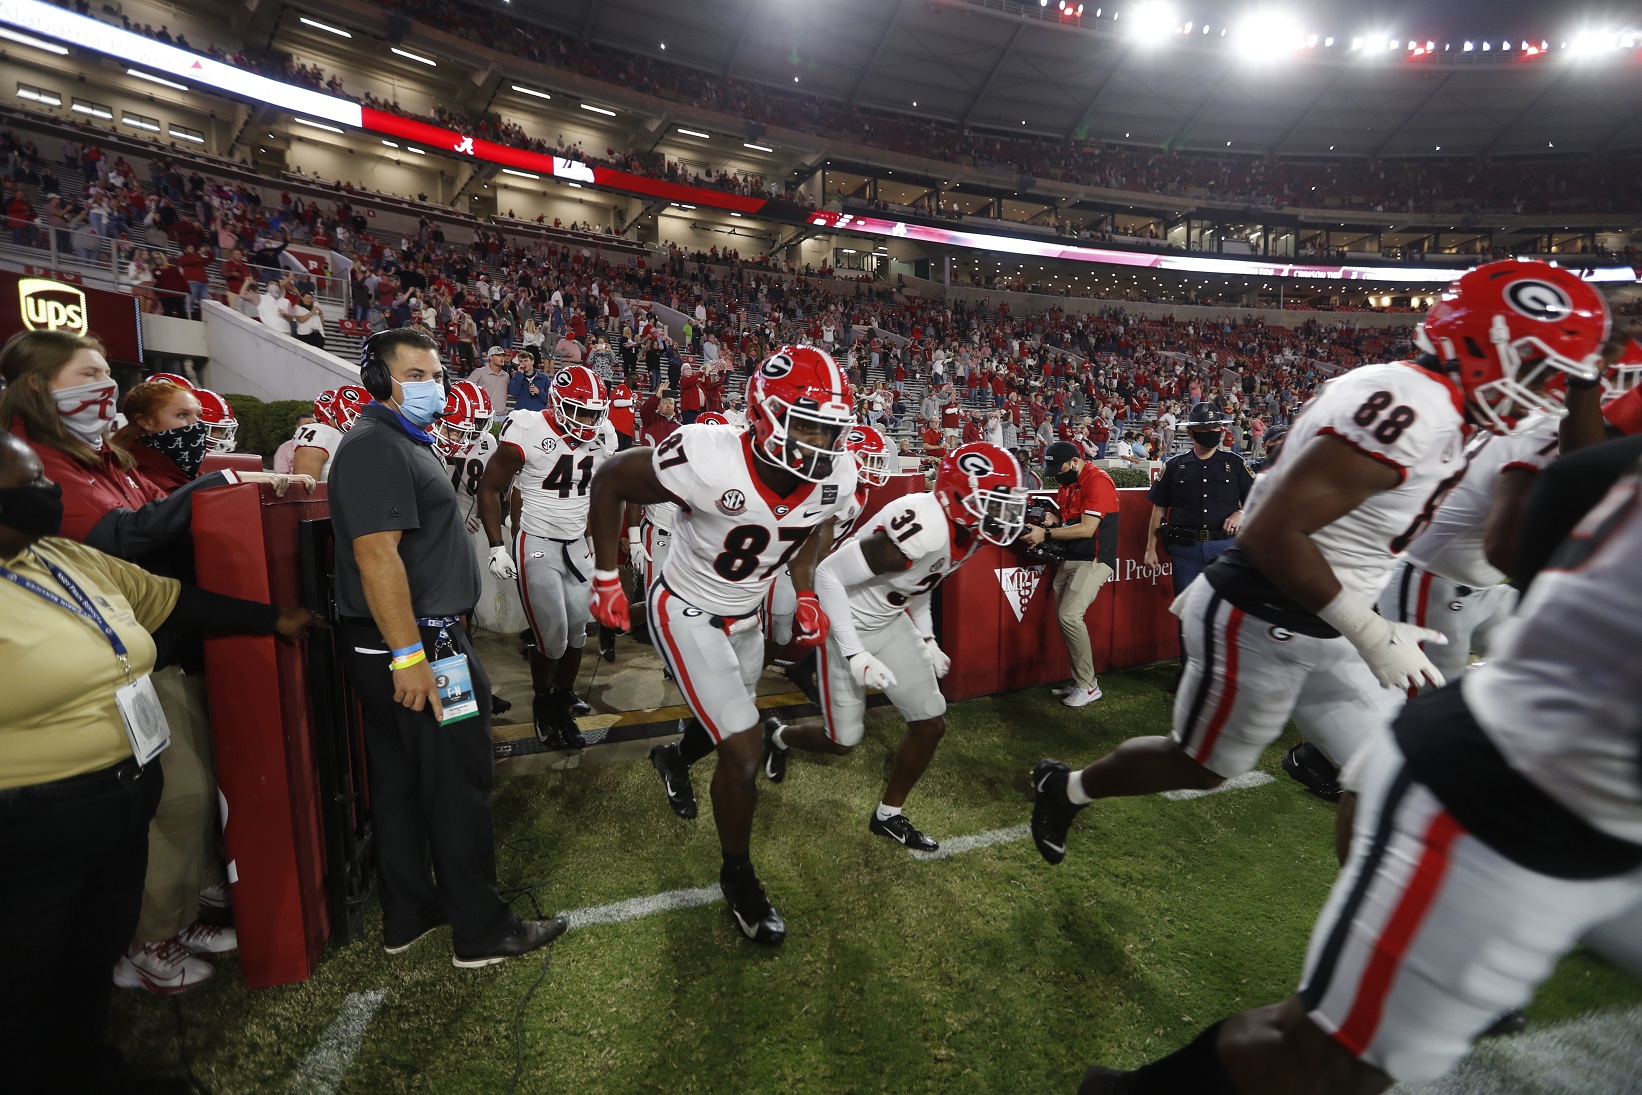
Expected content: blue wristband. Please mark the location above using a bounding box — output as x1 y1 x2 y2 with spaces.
391 642 424 659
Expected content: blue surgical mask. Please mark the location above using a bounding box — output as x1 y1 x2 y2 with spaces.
397 379 445 427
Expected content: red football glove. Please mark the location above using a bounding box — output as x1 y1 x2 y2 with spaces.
793 590 828 648
590 569 630 632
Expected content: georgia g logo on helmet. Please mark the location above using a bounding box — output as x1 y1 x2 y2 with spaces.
761 353 795 379
1505 279 1574 323
554 369 575 388
848 427 867 445
956 450 995 477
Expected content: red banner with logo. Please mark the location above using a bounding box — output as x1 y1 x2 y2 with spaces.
939 489 1177 702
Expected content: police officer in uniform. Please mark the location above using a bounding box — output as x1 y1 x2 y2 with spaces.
1144 403 1254 595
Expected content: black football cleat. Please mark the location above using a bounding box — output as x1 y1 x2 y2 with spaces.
563 690 593 718
1030 759 1087 866
533 693 587 750
869 810 939 852
649 742 697 820
782 655 820 706
598 626 617 663
761 717 788 783
490 693 513 718
1077 1065 1138 1094
1282 742 1342 803
719 868 786 945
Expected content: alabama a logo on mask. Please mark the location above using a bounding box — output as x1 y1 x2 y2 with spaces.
996 565 1045 622
19 278 88 337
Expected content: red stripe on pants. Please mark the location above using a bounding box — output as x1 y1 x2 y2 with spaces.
1190 606 1245 763
1334 810 1465 1054
1414 569 1436 629
653 587 724 742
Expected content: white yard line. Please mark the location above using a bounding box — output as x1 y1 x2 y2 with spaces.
285 988 388 1095
560 884 723 930
910 823 1032 862
1160 770 1276 800
1394 1004 1642 1095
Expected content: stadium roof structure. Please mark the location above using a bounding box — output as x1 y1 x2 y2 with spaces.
521 0 1642 158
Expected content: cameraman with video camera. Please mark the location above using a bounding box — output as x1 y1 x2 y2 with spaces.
1021 441 1119 708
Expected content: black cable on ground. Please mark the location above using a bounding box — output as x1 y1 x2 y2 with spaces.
505 940 556 1095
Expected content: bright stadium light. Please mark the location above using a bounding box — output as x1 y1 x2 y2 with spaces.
298 16 351 38
389 46 437 66
0 26 68 54
1234 9 1306 53
1126 2 1179 43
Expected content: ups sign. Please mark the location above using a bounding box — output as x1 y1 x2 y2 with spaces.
19 277 90 337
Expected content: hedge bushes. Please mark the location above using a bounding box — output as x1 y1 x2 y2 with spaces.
1108 467 1152 489
222 393 312 458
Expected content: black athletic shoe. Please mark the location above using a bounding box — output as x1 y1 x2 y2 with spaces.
649 742 697 820
598 626 617 662
490 694 513 718
563 690 593 718
451 916 568 969
533 693 587 750
782 656 820 706
719 868 786 945
1078 1065 1138 1094
761 718 788 783
1282 742 1342 803
869 810 939 852
1480 1009 1528 1039
1030 759 1087 866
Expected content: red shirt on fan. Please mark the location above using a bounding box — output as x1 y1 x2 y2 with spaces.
921 426 945 457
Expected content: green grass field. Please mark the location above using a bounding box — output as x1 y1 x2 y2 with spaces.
108 667 1642 1093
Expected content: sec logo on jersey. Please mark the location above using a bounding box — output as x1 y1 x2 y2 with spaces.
717 489 748 517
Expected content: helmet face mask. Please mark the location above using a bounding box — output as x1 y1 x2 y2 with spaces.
936 443 1026 546
548 366 609 442
193 389 237 453
846 424 893 487
433 381 493 457
749 347 855 483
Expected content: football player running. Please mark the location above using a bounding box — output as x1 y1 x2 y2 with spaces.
587 346 858 945
765 442 1025 853
478 365 617 749
436 381 527 638
1030 260 1610 866
294 385 372 482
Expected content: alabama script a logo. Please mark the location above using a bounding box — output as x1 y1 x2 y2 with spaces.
996 565 1045 622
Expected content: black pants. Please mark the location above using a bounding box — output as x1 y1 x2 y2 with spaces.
342 621 515 952
0 758 164 1095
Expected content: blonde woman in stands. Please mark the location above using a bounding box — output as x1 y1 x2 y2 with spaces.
125 248 157 314
522 316 544 353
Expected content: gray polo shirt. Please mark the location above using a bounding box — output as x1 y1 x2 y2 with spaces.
329 404 480 620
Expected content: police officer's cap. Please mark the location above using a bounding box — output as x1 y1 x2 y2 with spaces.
1043 440 1081 474
1182 403 1232 429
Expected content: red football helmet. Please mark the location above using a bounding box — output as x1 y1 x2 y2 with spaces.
846 423 893 487
548 364 609 443
935 442 1026 546
748 345 854 482
314 386 372 431
1603 338 1642 404
1416 259 1610 434
435 380 494 457
695 411 731 426
193 389 238 452
145 372 194 389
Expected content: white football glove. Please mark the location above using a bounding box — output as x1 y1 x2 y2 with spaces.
846 650 898 691
627 526 647 566
921 636 951 679
1319 592 1447 692
488 544 517 581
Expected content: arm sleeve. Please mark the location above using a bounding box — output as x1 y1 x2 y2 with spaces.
1146 462 1172 506
81 471 237 560
814 540 875 658
162 584 281 633
1235 456 1255 502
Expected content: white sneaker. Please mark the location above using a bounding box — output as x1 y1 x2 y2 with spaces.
1061 686 1103 708
1051 684 1076 698
113 940 215 995
198 881 231 913
177 920 238 956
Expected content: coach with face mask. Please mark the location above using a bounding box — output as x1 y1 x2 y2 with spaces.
1022 440 1120 709
328 329 564 969
1144 402 1254 595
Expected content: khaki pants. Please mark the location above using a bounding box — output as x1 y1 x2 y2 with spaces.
1053 560 1113 690
134 667 223 943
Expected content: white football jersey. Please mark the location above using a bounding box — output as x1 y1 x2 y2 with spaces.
444 432 498 518
1256 361 1469 604
654 423 858 615
292 421 343 482
843 491 981 632
499 410 618 540
1404 415 1559 588
832 485 871 545
643 500 677 531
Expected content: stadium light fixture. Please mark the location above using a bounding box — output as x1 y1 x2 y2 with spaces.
298 16 351 38
390 46 437 66
294 117 344 134
1126 2 1178 44
744 142 773 152
407 146 425 154
677 128 711 138
381 140 399 148
511 84 552 100
501 169 540 179
1233 10 1306 52
128 69 188 92
0 26 68 54
581 103 617 116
